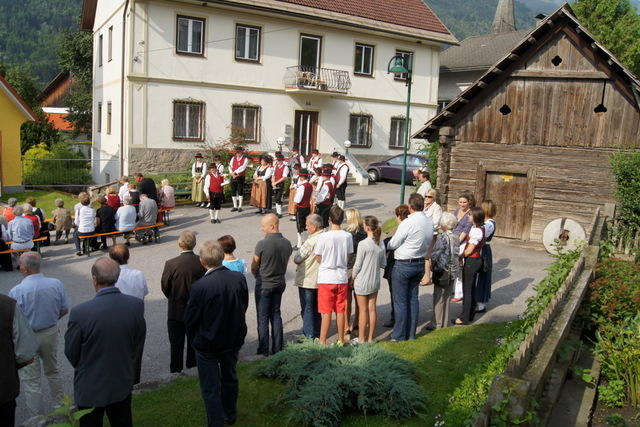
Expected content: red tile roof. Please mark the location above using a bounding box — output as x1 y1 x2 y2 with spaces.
274 0 451 34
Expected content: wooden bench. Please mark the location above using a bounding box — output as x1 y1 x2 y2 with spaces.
5 236 48 254
78 222 165 257
0 247 31 256
174 189 192 199
158 207 174 225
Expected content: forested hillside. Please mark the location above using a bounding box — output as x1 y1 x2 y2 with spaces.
0 0 82 84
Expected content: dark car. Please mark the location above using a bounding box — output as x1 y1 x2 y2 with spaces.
366 154 427 183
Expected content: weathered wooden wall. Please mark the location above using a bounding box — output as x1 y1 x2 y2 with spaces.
443 28 639 243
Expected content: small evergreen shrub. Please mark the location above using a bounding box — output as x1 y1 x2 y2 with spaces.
253 340 425 426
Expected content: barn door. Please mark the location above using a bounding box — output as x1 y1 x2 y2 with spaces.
484 172 530 239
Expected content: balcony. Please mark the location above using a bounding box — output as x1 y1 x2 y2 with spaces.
284 66 352 95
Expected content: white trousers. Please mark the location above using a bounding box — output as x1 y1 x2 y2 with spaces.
19 324 63 417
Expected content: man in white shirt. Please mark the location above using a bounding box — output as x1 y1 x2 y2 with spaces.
308 149 322 171
315 166 335 228
314 206 353 345
108 244 147 383
118 176 130 203
416 171 432 197
229 146 249 212
334 155 349 209
387 194 433 341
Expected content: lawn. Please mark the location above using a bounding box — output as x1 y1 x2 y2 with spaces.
131 322 509 426
2 190 77 217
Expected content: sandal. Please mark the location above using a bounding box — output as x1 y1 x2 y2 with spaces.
453 318 465 326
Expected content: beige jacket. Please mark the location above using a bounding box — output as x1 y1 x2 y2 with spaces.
294 230 324 288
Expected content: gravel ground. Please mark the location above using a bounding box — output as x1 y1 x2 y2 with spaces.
2 182 552 425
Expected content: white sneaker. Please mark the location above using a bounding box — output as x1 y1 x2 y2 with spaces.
350 338 360 345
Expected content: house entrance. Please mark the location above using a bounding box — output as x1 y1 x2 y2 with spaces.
293 111 318 156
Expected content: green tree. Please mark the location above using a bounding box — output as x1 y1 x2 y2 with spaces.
58 29 93 136
573 0 640 77
0 65 61 153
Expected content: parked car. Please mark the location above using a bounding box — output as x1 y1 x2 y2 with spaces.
366 154 427 183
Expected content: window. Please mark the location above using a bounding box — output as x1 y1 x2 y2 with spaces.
106 102 112 135
389 117 408 149
388 156 404 165
235 24 260 62
394 50 413 81
108 26 113 62
98 34 103 67
299 34 321 69
232 106 260 142
176 15 205 55
354 43 374 76
348 114 372 147
97 102 102 132
173 101 205 140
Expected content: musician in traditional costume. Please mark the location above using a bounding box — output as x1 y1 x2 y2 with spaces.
288 164 301 220
289 146 305 169
334 154 349 209
330 151 340 173
293 168 314 249
191 153 208 207
308 148 323 171
250 155 273 214
229 146 249 212
315 165 335 228
272 153 290 218
203 164 229 224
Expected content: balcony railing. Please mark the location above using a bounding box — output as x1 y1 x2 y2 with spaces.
284 66 352 94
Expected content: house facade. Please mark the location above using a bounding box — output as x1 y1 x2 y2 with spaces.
81 0 456 183
415 5 640 245
0 75 37 194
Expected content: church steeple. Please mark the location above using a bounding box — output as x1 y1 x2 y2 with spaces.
491 0 517 33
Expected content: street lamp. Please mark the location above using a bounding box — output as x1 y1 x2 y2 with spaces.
344 140 351 156
387 54 413 204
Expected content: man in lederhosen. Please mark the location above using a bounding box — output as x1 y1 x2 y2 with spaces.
229 146 249 212
308 148 323 171
293 168 313 249
272 153 290 218
334 154 349 209
315 164 335 228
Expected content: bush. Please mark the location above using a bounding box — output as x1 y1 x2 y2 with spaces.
253 340 425 426
22 142 92 186
610 151 640 234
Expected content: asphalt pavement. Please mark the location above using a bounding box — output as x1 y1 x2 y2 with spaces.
1 182 552 425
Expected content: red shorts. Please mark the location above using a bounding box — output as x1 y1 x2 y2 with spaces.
317 283 348 314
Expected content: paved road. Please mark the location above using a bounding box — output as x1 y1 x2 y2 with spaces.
2 183 552 424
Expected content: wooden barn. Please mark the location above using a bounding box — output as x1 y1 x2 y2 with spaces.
414 3 640 244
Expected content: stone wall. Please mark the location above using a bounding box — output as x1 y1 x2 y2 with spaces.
129 148 201 173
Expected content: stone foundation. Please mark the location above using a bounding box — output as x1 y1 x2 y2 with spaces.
129 148 202 173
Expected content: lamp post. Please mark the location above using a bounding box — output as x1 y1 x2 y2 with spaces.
387 54 413 205
276 136 285 153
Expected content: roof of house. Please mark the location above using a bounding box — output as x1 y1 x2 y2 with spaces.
0 75 38 122
81 0 457 44
38 71 72 104
440 30 530 72
414 3 640 139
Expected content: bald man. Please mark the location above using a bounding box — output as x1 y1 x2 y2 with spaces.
65 258 146 427
251 214 292 356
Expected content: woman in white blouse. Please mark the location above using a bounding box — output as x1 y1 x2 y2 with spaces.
455 207 486 325
73 193 96 256
251 155 273 214
424 188 442 231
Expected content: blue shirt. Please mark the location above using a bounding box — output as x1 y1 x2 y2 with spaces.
8 216 34 243
222 258 246 274
115 205 137 231
9 273 70 331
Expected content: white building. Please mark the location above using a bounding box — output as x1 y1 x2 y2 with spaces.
81 0 456 182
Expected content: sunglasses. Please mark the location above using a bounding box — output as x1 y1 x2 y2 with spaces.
425 195 434 199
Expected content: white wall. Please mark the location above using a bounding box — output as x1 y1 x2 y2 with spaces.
438 70 483 102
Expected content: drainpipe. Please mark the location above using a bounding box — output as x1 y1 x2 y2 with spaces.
120 0 130 176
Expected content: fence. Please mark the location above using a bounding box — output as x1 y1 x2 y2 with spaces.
22 158 119 189
474 204 612 426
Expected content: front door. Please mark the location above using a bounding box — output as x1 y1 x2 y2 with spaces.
299 34 321 70
294 111 318 156
484 172 530 239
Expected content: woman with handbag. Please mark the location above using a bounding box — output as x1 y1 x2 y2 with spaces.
427 212 460 330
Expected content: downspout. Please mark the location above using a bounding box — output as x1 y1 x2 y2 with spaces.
120 0 130 176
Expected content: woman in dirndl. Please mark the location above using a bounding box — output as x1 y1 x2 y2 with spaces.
251 155 273 214
191 153 208 207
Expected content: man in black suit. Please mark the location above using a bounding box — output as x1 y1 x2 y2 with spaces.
64 258 146 427
185 240 248 427
133 172 158 204
161 230 206 373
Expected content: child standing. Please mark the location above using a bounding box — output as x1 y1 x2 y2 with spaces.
203 163 228 223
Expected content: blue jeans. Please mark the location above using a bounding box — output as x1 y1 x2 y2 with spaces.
391 261 424 341
254 280 284 355
298 287 321 339
195 351 239 427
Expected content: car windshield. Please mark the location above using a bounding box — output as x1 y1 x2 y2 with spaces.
387 156 404 165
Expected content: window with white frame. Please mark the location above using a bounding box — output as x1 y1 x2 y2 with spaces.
348 114 372 147
231 106 260 142
98 34 103 67
354 43 374 76
108 26 113 62
97 102 102 133
106 102 112 134
394 50 413 81
235 24 260 62
389 117 408 149
176 16 205 55
173 101 205 140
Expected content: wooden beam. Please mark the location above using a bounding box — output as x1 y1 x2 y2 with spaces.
458 98 470 104
508 53 520 60
492 68 503 74
477 81 488 88
528 36 537 44
442 111 456 117
511 70 609 79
